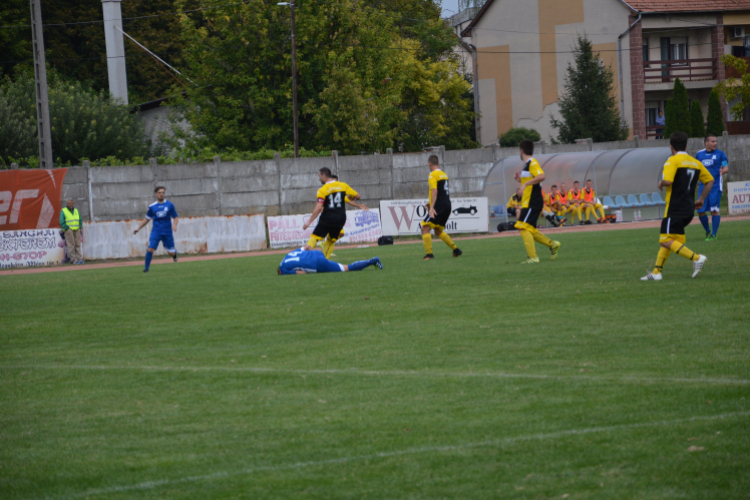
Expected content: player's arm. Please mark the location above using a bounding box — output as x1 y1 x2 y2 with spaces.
720 158 729 176
170 204 179 232
346 197 368 210
658 161 676 191
695 167 715 208
303 202 324 230
172 216 179 232
133 212 151 235
345 184 360 201
521 173 545 190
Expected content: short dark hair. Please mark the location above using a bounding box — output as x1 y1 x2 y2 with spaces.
428 154 440 166
154 186 165 193
331 174 339 180
319 167 333 178
551 184 558 189
670 132 688 152
519 139 534 156
573 180 579 185
585 179 592 183
704 134 717 143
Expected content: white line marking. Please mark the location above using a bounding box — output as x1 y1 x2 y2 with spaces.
3 364 749 386
48 410 750 499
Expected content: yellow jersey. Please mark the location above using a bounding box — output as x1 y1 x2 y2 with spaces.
428 169 451 210
316 181 358 225
662 152 713 218
520 158 544 209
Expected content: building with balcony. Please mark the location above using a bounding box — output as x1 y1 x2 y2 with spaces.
461 0 750 145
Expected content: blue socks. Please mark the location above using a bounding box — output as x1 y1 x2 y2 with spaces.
144 250 153 271
712 215 721 236
699 214 710 233
348 259 372 272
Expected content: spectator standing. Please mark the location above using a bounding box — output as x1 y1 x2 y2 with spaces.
655 110 665 139
60 198 84 264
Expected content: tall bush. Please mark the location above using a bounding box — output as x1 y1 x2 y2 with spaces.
668 78 692 135
690 101 705 138
706 89 725 136
499 127 541 147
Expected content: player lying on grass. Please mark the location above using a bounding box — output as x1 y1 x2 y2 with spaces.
133 186 178 273
641 131 713 281
278 247 383 275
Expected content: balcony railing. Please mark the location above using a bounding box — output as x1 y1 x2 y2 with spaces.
644 58 718 83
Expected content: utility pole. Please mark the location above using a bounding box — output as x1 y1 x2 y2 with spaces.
30 0 53 168
278 2 299 158
102 0 128 104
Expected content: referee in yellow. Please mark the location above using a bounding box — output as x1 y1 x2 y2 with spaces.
514 140 561 264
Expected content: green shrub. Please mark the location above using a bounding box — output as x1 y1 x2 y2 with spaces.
499 127 541 147
690 101 705 138
706 89 725 136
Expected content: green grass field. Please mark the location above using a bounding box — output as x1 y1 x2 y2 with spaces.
2 221 749 499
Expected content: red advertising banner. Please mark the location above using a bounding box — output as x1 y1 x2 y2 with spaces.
0 168 68 230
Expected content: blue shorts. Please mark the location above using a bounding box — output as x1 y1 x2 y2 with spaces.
314 252 344 273
148 232 176 252
697 189 722 213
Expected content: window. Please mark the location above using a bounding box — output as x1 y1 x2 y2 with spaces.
643 42 649 62
670 37 687 62
646 108 657 126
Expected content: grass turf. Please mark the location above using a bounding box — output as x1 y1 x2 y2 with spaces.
1 221 749 499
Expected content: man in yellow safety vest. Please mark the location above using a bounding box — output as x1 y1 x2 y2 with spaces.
60 198 84 264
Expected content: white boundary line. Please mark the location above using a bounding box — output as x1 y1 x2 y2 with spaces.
4 364 749 385
48 410 750 499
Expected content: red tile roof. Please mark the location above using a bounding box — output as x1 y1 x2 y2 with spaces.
624 0 750 13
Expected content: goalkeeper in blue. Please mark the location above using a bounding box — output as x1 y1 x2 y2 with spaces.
278 248 383 275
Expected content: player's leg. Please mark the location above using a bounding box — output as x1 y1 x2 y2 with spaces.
708 191 721 239
696 185 711 237
144 233 160 272
163 233 178 262
595 203 606 220
306 224 327 251
345 256 383 271
433 227 461 257
583 203 594 222
420 221 434 259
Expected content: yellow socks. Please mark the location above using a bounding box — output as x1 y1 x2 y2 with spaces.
670 241 699 261
653 246 671 274
438 231 457 250
585 206 594 221
597 206 605 219
322 239 335 258
520 230 537 258
422 233 433 254
533 231 553 248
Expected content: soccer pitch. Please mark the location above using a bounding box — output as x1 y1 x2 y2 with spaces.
2 222 749 499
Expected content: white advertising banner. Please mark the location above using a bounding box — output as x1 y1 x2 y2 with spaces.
82 214 267 260
379 197 489 236
728 181 750 215
267 209 382 249
0 228 67 269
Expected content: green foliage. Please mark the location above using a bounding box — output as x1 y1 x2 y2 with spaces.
663 99 675 137
498 127 541 147
689 100 705 138
551 37 627 144
0 73 148 164
716 55 749 122
667 78 691 136
169 0 475 155
706 89 725 136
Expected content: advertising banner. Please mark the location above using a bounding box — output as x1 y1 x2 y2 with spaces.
379 197 489 236
0 229 67 269
267 209 382 249
728 181 750 215
82 214 267 260
0 168 69 268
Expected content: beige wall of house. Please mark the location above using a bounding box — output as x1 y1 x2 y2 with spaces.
469 0 631 145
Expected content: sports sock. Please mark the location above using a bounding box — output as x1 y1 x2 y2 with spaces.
348 259 372 271
669 240 700 261
532 231 553 248
653 246 671 274
597 206 606 219
711 215 720 236
144 250 153 271
520 230 537 258
575 206 583 222
322 239 335 258
699 214 710 233
585 206 594 221
437 231 457 250
422 233 433 254
305 236 319 249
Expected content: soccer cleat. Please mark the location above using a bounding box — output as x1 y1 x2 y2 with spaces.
550 241 561 260
705 231 711 240
640 272 663 281
521 257 540 264
559 218 567 226
707 235 717 241
692 255 707 278
585 220 592 225
453 248 463 258
423 254 435 260
372 257 383 269
173 253 178 262
143 269 149 273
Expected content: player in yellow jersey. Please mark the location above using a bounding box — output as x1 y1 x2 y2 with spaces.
302 168 361 258
567 181 584 224
582 179 605 223
558 183 572 222
642 132 713 281
507 188 522 219
421 155 462 260
514 140 561 264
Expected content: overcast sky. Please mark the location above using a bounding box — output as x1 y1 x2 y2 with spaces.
440 0 461 18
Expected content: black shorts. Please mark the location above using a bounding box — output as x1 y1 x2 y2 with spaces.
518 207 542 227
422 206 451 228
660 215 693 235
313 221 345 240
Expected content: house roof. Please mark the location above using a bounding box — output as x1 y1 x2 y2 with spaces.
461 0 750 38
623 0 750 13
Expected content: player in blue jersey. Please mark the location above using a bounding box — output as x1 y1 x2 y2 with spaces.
695 134 729 241
278 248 382 275
133 186 179 272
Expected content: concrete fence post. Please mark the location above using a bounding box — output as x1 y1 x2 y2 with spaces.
11 162 19 169
332 150 339 176
86 164 95 222
634 135 640 148
387 148 394 200
149 157 157 168
82 160 90 168
274 152 283 215
439 145 445 167
214 155 223 216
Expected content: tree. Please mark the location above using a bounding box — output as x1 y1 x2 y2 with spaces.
551 37 627 144
668 78 691 135
663 99 675 137
690 100 705 138
499 127 541 147
715 55 750 122
0 73 148 164
706 89 725 136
